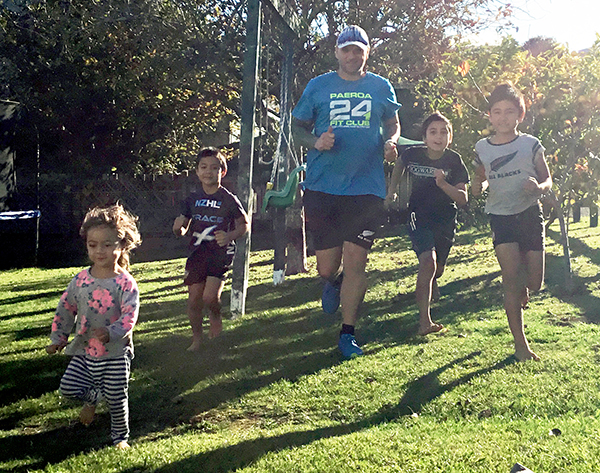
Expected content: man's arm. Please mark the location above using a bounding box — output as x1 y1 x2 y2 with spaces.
385 158 405 207
383 115 401 163
383 115 401 142
292 117 335 151
291 117 318 149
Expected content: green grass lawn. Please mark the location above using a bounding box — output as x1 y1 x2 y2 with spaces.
1 221 600 472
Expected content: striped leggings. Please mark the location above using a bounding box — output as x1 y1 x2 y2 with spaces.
60 354 131 444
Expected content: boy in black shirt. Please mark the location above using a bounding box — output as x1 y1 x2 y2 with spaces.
386 112 469 335
173 148 249 351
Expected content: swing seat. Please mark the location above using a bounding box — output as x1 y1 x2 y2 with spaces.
262 164 306 212
396 136 424 146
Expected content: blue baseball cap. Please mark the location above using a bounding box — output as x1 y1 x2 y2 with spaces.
336 25 370 51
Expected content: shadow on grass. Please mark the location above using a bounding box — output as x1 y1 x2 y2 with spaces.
138 351 514 473
545 228 600 323
0 307 55 321
0 243 525 472
548 227 600 266
128 278 344 429
0 289 63 308
0 417 118 472
0 354 69 410
0 276 342 470
360 268 503 343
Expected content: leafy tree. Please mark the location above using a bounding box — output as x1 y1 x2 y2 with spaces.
413 37 600 217
1 0 515 176
413 37 600 288
292 0 515 89
1 0 244 175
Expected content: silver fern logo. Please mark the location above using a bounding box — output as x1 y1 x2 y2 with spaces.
490 151 518 172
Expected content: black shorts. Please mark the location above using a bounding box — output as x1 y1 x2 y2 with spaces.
183 245 234 285
303 190 384 251
407 211 456 266
489 203 544 251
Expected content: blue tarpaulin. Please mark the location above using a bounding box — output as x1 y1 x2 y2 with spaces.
0 210 41 220
0 210 41 268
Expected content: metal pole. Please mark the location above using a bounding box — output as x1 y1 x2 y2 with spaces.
231 0 261 317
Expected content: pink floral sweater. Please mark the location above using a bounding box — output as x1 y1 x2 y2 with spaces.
50 269 139 359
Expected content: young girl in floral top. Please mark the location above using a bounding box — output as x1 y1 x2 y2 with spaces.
46 204 142 449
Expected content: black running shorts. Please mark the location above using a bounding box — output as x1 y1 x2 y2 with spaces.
303 190 384 251
489 203 544 252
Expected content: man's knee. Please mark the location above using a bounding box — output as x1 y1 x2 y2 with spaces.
187 296 203 312
528 279 543 293
317 265 338 280
342 243 368 273
315 248 343 280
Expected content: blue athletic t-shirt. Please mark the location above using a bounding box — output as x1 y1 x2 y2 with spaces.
292 71 400 198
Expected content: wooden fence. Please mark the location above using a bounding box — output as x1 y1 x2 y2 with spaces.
8 172 269 267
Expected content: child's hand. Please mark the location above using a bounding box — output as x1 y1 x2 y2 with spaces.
384 192 396 210
472 166 488 196
214 230 230 247
315 126 335 151
92 327 110 344
172 216 188 236
434 169 447 187
384 140 398 163
523 177 542 196
46 343 66 354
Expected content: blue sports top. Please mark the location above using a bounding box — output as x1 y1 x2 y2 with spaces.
292 71 400 198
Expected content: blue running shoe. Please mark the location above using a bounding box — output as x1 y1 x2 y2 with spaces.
322 276 342 314
338 333 363 359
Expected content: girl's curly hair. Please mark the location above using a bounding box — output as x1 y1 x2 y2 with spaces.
80 203 142 271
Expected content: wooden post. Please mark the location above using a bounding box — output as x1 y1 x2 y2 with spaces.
591 204 598 227
231 0 261 317
0 101 19 211
572 202 580 223
271 36 295 284
283 39 307 276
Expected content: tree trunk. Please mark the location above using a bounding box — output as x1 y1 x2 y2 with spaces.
545 192 574 293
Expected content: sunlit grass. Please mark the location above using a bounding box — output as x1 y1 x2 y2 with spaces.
1 221 600 472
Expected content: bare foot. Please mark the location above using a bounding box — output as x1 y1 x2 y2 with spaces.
115 441 130 450
208 316 222 339
515 347 540 362
431 280 441 302
79 403 96 426
187 337 202 352
521 287 530 309
418 323 444 336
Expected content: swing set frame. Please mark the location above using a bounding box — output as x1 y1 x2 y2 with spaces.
231 0 301 317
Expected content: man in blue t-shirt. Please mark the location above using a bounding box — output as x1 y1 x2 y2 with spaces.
292 25 401 359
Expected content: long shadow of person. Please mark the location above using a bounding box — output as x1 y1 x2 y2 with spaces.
142 351 515 473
